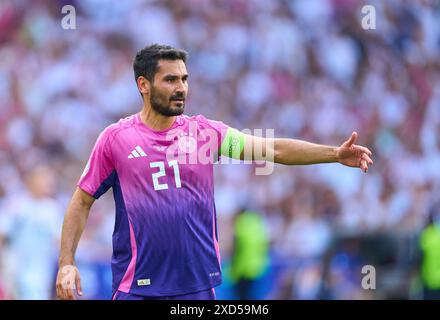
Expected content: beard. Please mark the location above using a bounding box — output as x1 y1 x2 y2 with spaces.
150 86 185 117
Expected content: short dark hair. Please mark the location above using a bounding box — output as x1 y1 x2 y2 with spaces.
133 44 188 84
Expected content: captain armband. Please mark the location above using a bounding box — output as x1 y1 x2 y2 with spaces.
219 127 245 160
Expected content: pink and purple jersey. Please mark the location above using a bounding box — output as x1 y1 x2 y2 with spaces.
78 113 228 297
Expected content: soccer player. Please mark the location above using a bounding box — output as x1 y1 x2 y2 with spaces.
55 44 373 300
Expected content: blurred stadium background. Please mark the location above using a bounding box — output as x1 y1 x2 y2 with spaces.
0 0 440 300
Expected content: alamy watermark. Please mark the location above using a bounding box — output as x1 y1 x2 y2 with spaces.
61 5 76 30
361 265 376 290
60 265 77 290
162 124 275 176
361 5 376 30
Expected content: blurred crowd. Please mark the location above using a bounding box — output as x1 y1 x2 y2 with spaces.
0 0 439 299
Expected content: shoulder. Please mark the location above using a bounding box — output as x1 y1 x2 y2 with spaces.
98 114 138 143
180 114 228 131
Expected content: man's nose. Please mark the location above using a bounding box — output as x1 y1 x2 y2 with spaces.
175 79 186 93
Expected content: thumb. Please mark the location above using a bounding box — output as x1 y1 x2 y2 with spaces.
75 272 83 296
343 131 357 147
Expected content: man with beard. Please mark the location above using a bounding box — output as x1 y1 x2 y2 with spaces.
56 44 373 300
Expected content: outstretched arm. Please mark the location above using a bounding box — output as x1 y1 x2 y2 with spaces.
272 132 373 172
56 187 95 300
222 129 373 172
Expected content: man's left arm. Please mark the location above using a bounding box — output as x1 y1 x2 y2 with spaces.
220 128 373 172
271 132 373 172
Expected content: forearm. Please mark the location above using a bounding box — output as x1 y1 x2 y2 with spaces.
58 189 93 267
274 138 338 165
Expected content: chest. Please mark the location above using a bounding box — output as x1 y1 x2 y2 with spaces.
112 135 214 192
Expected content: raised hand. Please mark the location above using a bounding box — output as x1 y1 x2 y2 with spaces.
336 132 373 173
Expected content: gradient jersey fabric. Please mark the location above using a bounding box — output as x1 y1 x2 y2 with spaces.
78 113 228 297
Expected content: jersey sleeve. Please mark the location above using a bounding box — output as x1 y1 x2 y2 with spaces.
77 127 116 199
197 115 245 160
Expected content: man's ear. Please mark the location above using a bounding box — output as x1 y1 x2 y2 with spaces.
137 76 150 96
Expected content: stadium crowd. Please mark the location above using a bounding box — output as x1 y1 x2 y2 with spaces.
0 0 439 299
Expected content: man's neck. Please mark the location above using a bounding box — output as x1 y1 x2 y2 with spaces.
140 106 176 131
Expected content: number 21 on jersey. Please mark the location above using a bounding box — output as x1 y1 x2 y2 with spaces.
150 160 181 191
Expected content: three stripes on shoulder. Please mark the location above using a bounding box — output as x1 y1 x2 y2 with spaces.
128 146 147 159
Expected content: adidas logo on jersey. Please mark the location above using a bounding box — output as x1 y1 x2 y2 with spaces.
128 146 147 159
